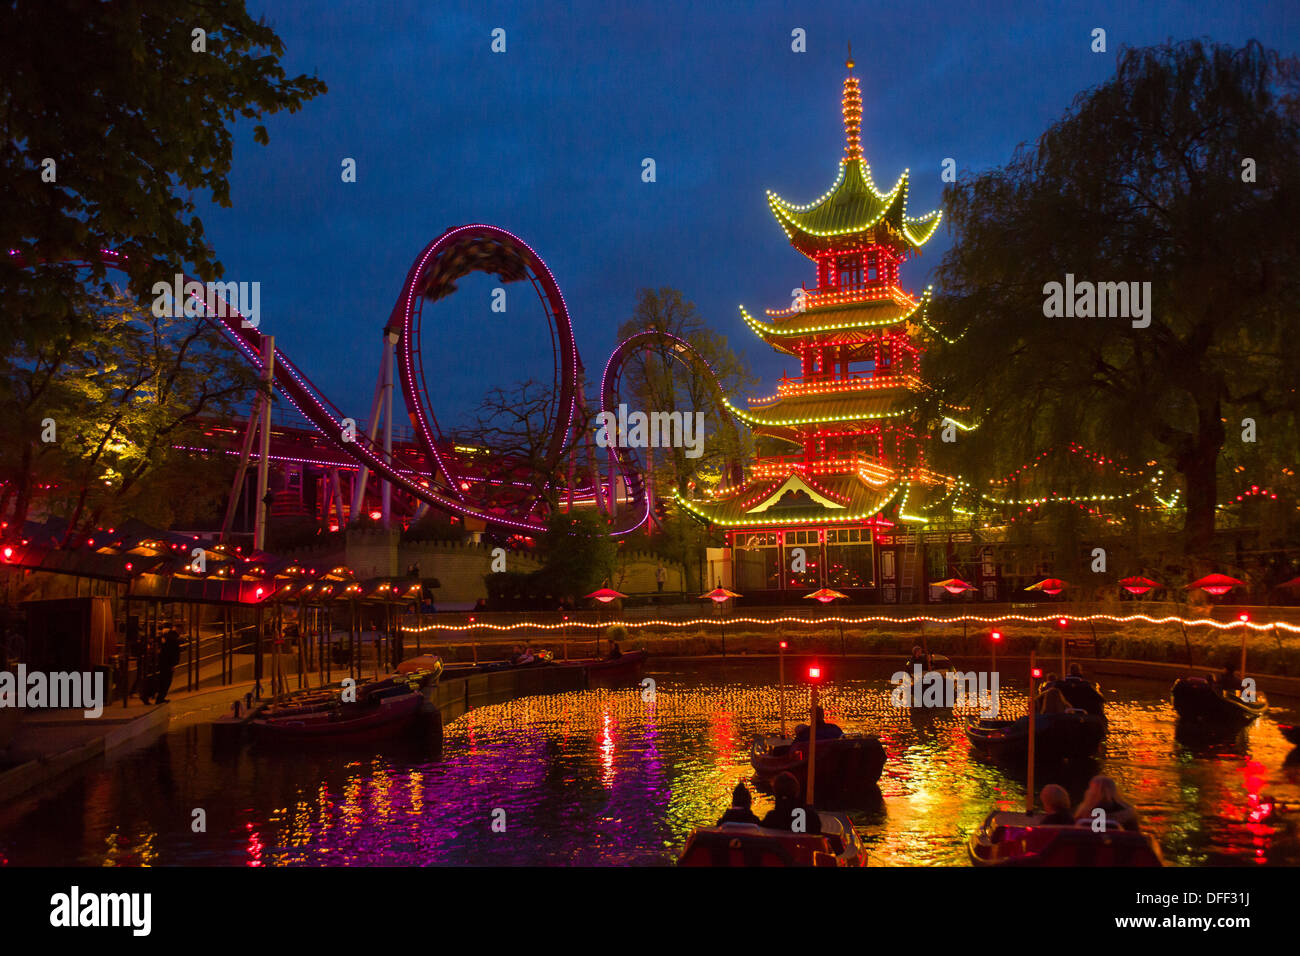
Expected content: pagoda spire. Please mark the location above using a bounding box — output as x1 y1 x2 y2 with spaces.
842 44 863 163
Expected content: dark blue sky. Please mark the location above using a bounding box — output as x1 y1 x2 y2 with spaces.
196 0 1297 430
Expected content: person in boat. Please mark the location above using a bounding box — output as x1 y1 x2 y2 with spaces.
717 780 761 826
760 771 822 835
908 645 929 670
1037 784 1075 825
1220 662 1241 697
1067 663 1085 680
509 644 524 664
792 705 843 741
607 641 623 660
517 645 535 664
1037 674 1070 714
1074 775 1140 831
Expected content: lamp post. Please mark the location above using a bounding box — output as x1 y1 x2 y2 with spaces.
805 662 824 806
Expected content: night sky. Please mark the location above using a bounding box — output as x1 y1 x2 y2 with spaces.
194 0 1297 430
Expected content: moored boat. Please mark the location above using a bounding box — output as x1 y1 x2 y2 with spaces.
965 711 1106 762
968 811 1163 866
1172 677 1267 726
679 811 865 867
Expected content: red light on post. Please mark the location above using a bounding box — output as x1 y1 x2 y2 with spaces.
779 641 788 649
1239 612 1251 623
990 630 1002 642
807 665 823 682
1057 618 1068 628
2 546 12 562
1031 667 1043 678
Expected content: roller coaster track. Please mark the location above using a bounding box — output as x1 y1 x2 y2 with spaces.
12 227 738 537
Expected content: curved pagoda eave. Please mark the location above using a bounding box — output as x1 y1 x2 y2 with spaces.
766 159 942 258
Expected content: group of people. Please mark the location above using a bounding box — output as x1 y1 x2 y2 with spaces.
717 773 823 834
1035 663 1088 714
1035 775 1141 831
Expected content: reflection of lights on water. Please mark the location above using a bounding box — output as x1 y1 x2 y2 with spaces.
601 711 616 786
246 821 264 867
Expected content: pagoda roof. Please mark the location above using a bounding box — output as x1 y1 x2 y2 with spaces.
767 159 941 256
729 388 918 433
741 288 934 351
678 470 902 529
678 468 959 530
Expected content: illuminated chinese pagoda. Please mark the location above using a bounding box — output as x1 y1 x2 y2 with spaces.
682 54 968 601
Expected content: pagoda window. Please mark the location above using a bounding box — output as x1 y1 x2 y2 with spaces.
866 251 878 282
835 254 862 288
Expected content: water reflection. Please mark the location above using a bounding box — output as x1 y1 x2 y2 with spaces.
0 660 1297 866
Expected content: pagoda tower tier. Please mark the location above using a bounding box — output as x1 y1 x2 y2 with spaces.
680 53 967 596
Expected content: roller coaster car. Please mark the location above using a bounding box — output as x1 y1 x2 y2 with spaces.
968 812 1163 867
1171 677 1267 726
679 813 865 867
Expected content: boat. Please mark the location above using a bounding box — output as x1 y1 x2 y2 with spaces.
895 654 959 709
1171 677 1267 726
679 811 865 867
750 732 886 790
248 662 444 747
1280 724 1300 746
965 711 1107 762
968 811 1163 866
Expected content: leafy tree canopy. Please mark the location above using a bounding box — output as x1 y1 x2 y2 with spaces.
926 40 1300 558
0 0 326 348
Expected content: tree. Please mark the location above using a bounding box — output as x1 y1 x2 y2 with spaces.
612 288 754 586
536 509 616 602
0 1 326 347
926 40 1300 559
0 289 261 537
455 378 577 513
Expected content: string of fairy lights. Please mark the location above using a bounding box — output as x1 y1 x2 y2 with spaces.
399 612 1300 635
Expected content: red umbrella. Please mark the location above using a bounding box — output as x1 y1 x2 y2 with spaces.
933 577 976 594
1026 578 1068 596
803 588 849 604
1186 574 1245 596
1119 576 1163 595
585 587 627 604
699 587 742 602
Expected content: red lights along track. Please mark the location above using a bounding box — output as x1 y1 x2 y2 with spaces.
14 227 729 535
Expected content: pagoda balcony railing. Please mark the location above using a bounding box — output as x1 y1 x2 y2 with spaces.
765 282 918 318
747 371 922 404
750 454 896 486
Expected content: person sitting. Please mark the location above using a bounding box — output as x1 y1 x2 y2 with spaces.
908 645 928 670
517 645 535 665
759 771 822 835
1067 663 1084 679
1220 662 1241 697
606 641 623 660
1074 775 1140 831
1037 784 1075 825
509 644 524 664
1037 675 1070 714
717 780 761 826
792 705 844 741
